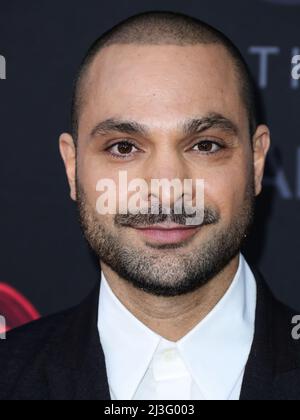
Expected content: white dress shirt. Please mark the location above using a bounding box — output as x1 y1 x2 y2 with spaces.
98 254 257 400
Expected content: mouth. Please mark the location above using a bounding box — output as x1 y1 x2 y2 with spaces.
132 222 202 245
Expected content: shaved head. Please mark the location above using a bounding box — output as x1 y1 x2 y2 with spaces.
71 11 258 143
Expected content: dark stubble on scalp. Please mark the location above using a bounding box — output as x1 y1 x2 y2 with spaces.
75 174 255 297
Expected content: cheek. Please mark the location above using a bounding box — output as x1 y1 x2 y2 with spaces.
77 154 119 208
78 161 143 219
203 159 251 222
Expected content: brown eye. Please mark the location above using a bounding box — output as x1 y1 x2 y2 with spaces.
116 142 134 154
193 141 222 154
108 141 139 158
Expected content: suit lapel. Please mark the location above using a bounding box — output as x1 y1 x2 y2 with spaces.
46 280 111 400
240 271 300 400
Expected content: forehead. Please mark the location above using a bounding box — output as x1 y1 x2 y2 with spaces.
79 43 246 135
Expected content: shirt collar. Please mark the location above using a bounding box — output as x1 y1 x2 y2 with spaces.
176 254 257 400
98 254 257 400
98 272 160 400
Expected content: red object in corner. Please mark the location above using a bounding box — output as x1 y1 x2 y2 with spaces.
0 283 40 332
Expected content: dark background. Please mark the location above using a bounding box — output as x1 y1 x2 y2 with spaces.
0 0 299 317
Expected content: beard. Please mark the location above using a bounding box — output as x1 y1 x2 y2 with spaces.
76 175 255 297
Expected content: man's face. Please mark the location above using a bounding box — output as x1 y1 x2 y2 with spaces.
60 43 270 296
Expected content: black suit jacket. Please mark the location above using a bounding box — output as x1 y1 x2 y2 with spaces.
0 272 300 400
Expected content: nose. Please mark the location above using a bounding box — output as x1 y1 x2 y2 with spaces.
142 147 192 210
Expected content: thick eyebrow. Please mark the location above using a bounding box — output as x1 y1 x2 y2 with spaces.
90 119 150 138
89 113 239 139
182 113 239 137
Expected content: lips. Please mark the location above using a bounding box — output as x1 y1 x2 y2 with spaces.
133 223 201 245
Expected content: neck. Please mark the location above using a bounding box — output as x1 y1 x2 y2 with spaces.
101 255 240 342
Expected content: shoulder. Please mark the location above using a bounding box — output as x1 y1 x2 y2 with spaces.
0 303 76 353
0 289 95 400
270 298 300 399
256 275 300 394
252 266 299 340
271 295 300 362
256 274 300 353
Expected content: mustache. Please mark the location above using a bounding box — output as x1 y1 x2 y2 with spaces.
114 206 220 228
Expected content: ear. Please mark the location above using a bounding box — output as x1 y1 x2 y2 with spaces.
59 133 77 201
252 125 271 197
